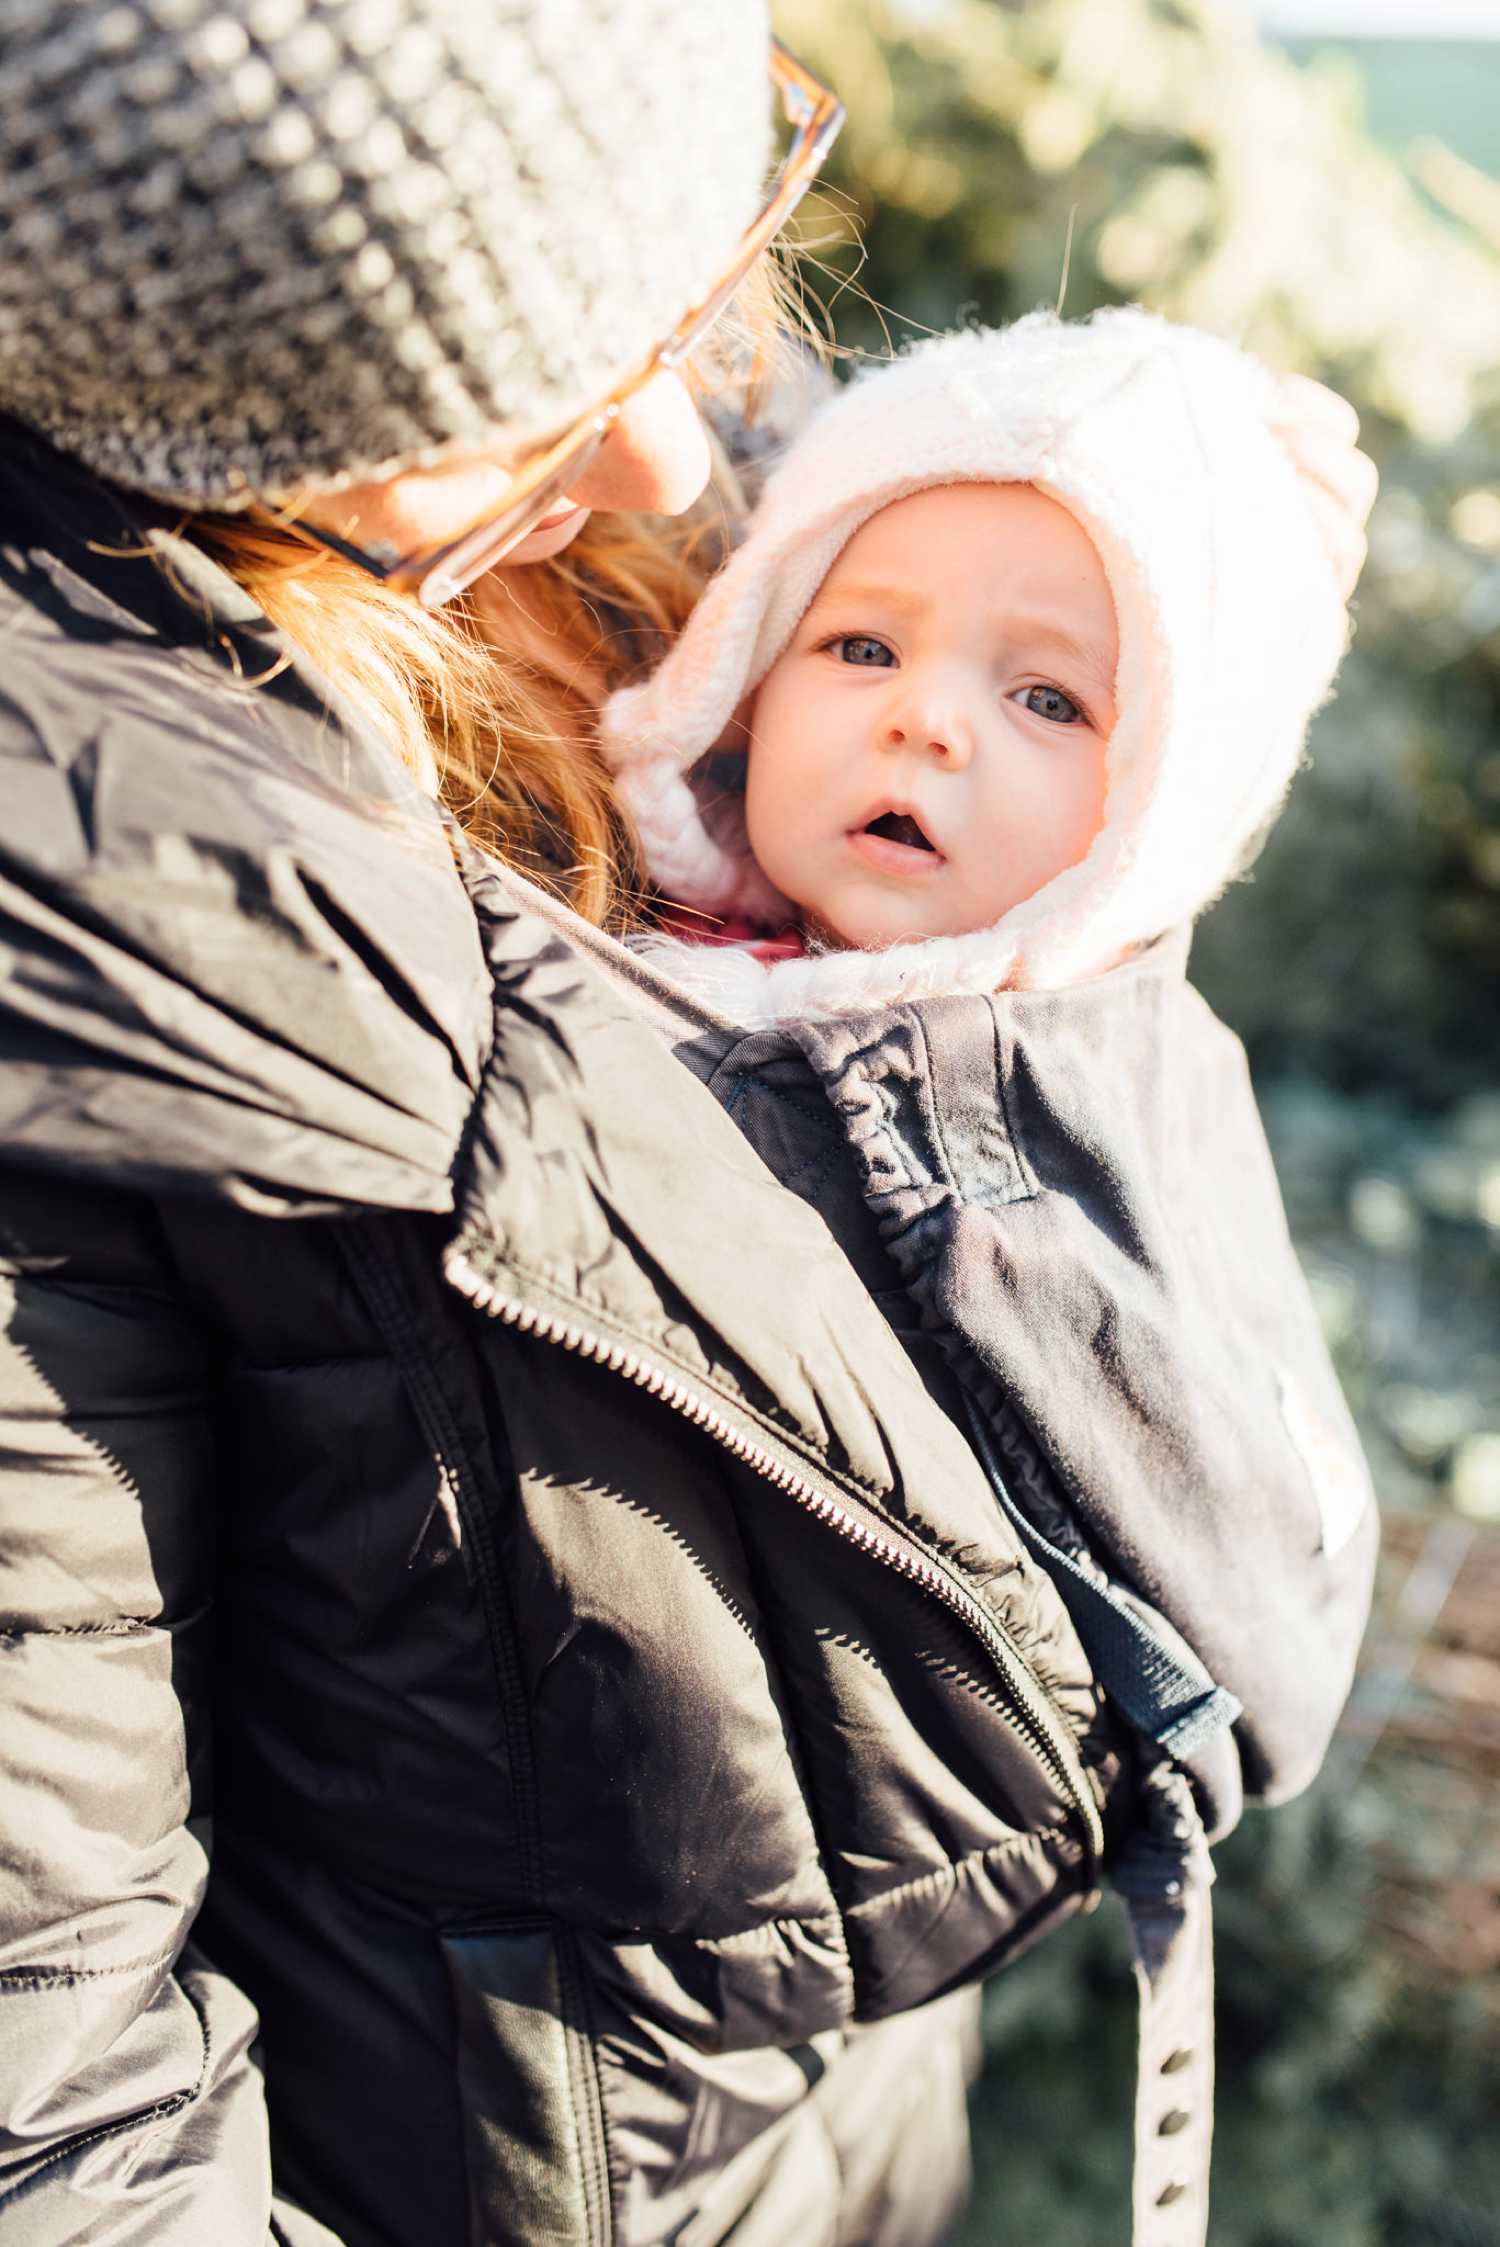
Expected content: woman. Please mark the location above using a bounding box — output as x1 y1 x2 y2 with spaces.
0 6 1376 2244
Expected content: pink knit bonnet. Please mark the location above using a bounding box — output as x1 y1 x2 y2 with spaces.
601 308 1351 1019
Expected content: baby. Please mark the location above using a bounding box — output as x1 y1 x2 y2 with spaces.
604 306 1352 1013
741 475 1117 961
601 308 1376 1832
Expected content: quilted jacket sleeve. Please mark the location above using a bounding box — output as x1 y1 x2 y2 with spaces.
0 1169 338 2245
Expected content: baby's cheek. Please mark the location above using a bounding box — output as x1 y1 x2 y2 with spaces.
745 766 816 907
1014 760 1104 891
743 767 782 878
1062 778 1108 871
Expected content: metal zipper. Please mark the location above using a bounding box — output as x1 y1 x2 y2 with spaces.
445 1248 1104 1870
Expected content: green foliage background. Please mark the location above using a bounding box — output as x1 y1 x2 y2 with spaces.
773 2 1500 2237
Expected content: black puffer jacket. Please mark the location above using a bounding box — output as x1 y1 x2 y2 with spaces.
0 425 1127 2246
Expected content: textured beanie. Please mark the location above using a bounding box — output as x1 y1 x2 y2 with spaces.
601 308 1352 1016
0 0 771 507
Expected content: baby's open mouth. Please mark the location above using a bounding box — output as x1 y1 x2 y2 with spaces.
862 810 936 853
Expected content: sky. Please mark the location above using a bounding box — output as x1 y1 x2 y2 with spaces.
892 1 1500 50
892 0 1500 33
1254 0 1500 34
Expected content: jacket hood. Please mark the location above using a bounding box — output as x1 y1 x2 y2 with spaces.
602 309 1351 1019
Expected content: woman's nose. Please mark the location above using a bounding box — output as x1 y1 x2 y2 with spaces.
564 368 712 518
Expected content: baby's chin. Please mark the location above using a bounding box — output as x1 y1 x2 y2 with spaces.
801 902 984 954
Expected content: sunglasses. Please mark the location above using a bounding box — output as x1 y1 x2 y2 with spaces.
293 41 843 610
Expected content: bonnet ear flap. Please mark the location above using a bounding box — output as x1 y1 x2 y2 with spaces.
600 519 799 916
613 752 793 920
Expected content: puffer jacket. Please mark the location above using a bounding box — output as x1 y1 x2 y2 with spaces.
0 420 1128 2247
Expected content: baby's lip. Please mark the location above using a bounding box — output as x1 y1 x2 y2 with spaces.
847 801 947 875
854 803 941 852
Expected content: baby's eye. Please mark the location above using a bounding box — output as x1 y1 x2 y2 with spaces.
1014 683 1084 725
834 635 896 668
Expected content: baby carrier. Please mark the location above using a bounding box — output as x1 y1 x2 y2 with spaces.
669 927 1376 2247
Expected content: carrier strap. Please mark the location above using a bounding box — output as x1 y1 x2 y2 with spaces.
961 1395 1241 1760
964 1398 1221 2247
1117 1779 1216 2247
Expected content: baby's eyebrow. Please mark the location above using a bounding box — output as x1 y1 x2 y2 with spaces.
1014 616 1118 687
805 578 928 620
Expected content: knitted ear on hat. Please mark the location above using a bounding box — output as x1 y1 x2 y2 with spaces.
0 0 771 506
604 309 1350 999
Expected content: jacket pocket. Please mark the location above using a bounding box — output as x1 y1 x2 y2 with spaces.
440 1923 611 2247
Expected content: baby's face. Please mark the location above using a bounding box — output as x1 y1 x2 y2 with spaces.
744 483 1118 949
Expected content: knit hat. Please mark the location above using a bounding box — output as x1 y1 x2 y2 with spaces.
0 0 770 507
602 308 1351 1016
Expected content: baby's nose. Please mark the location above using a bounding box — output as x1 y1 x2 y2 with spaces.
880 705 975 768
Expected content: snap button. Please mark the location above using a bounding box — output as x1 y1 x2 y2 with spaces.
1158 2108 1191 2136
